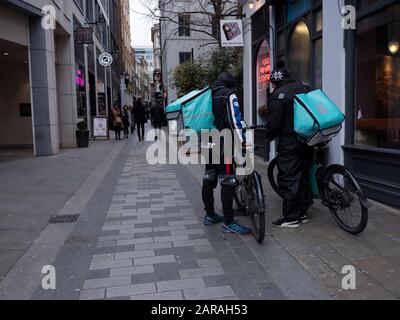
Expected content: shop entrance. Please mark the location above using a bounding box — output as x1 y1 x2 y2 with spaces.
0 38 32 154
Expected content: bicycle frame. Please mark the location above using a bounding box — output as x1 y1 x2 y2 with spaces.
309 163 321 198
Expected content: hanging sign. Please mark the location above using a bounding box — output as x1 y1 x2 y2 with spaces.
220 20 243 47
98 52 113 67
75 27 93 44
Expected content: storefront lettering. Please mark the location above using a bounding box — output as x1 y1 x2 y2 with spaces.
258 56 270 84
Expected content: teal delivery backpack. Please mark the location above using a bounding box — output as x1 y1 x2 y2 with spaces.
166 87 216 133
293 90 345 146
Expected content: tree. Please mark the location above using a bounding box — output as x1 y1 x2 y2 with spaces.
171 59 208 96
138 0 243 48
171 48 243 96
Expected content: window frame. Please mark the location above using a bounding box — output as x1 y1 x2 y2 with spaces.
178 14 191 37
275 0 323 89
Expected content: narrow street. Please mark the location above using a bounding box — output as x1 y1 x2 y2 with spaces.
0 128 399 300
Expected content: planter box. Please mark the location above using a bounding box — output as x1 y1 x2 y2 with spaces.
76 130 89 148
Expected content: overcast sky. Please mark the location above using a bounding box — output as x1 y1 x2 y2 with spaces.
130 0 156 48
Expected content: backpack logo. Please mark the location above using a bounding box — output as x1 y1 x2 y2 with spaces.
317 104 328 115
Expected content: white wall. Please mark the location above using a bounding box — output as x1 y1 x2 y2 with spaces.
242 16 253 124
0 62 32 146
160 0 222 103
322 0 346 165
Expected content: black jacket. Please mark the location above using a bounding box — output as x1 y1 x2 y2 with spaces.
134 103 147 124
265 80 310 141
151 106 165 124
211 78 244 143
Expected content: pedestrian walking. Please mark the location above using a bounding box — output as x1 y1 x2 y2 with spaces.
122 105 130 139
112 105 123 141
151 104 165 140
129 104 135 134
134 98 147 141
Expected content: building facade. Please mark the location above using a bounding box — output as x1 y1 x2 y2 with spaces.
241 0 400 208
134 46 154 103
159 0 221 104
135 56 150 102
152 23 163 107
0 0 123 156
119 0 135 108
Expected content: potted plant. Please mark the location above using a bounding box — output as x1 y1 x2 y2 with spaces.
76 120 89 148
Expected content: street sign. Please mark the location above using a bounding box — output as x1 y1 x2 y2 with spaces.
220 20 243 47
75 27 93 44
98 52 113 67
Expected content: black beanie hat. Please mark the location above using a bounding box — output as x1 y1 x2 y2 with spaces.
270 60 291 84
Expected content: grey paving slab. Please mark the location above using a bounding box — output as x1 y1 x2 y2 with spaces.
183 286 236 300
79 288 106 300
106 283 156 298
110 265 155 277
157 278 206 292
130 290 184 300
180 267 225 279
83 276 131 290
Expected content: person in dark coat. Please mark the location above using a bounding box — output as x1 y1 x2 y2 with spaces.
201 72 251 235
134 98 147 141
122 105 130 139
151 104 165 140
265 63 314 228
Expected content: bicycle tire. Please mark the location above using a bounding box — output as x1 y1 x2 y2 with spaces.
234 189 246 212
268 158 283 198
249 172 266 244
322 165 369 235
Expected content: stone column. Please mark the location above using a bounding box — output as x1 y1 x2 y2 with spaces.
55 35 78 148
28 16 59 156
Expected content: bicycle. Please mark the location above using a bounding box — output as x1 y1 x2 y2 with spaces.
233 125 266 243
268 143 370 235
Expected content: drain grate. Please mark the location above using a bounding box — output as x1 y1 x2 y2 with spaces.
49 214 80 224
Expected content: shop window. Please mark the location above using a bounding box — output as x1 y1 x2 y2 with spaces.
256 40 271 125
355 4 400 150
277 31 285 52
75 65 87 118
315 9 323 33
287 21 311 84
314 38 322 89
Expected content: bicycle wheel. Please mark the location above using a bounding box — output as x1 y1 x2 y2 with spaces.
234 183 246 212
247 172 266 243
268 158 283 198
323 165 369 235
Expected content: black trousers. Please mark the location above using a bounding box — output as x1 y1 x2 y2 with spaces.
137 123 145 140
202 163 235 225
114 126 122 140
153 121 162 130
123 122 129 138
276 136 314 220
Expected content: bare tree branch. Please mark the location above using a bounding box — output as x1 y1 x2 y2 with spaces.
133 0 242 48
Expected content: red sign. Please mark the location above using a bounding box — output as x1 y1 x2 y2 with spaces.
258 56 270 84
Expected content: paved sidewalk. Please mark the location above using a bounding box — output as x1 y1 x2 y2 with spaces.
1 129 399 300
255 157 400 299
33 138 289 300
0 140 123 282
